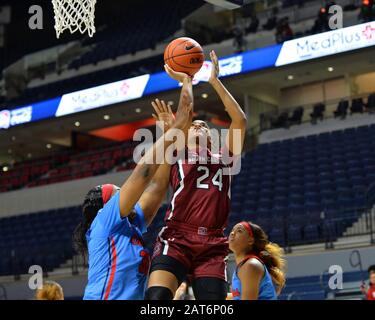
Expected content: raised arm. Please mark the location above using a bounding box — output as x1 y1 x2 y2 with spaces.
165 64 194 141
118 82 192 218
209 50 247 156
137 67 194 225
136 100 173 226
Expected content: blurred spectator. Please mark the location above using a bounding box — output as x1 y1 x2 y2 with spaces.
366 93 375 114
359 0 374 22
333 99 349 119
325 1 337 12
360 265 375 300
275 17 294 43
350 98 365 114
311 2 337 34
246 13 259 34
310 103 325 124
288 106 304 125
271 111 289 129
35 281 64 300
311 7 329 34
232 25 247 53
263 7 279 31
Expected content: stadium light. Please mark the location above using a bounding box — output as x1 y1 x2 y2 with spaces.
2 166 8 172
135 108 142 113
46 144 52 149
103 115 110 120
202 93 208 99
287 75 294 80
328 67 334 72
363 0 370 6
74 121 80 127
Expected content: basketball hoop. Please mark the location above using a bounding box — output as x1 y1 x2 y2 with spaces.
52 0 97 38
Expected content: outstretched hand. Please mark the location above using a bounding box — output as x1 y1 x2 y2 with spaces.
209 50 220 84
164 64 191 83
151 99 175 132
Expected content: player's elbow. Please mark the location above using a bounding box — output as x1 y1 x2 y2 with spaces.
233 114 247 129
239 115 247 126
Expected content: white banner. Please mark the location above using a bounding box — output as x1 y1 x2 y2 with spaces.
191 55 244 85
0 107 33 129
55 74 150 117
276 21 375 66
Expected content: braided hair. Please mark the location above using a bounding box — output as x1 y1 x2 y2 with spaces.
72 186 104 258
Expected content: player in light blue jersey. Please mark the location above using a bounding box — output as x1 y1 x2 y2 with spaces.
228 221 286 300
72 71 193 300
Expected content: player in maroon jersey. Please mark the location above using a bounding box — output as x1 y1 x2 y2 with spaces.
145 51 247 300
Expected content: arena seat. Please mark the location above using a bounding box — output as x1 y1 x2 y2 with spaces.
227 123 375 246
0 141 137 192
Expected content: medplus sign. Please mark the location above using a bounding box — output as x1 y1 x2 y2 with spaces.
362 25 375 40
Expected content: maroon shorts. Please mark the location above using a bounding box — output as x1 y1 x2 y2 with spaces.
151 220 229 281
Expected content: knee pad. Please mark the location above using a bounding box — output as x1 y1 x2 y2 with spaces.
144 286 174 300
192 278 228 300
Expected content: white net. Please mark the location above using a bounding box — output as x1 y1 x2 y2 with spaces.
52 0 97 38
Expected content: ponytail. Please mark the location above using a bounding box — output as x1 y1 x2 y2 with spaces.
248 222 287 295
259 242 286 294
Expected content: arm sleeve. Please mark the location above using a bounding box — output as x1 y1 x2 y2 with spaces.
131 203 148 234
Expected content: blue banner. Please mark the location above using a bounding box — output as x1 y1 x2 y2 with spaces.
2 20 375 130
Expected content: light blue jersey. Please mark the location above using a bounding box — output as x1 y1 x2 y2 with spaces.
83 192 150 300
231 255 277 300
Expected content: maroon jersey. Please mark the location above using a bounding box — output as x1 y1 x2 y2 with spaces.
165 147 232 229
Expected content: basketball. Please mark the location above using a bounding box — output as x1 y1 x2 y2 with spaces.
164 37 205 77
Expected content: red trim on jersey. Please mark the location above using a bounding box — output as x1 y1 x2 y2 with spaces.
237 254 264 268
240 221 253 238
104 237 117 300
231 288 240 298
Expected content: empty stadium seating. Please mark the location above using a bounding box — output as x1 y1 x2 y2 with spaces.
0 203 167 277
68 0 203 69
227 123 375 246
279 270 364 300
0 140 136 192
0 205 81 276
